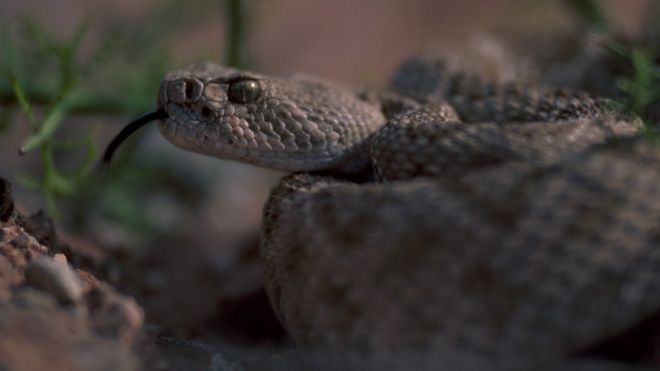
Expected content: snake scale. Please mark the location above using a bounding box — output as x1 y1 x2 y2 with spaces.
107 57 660 370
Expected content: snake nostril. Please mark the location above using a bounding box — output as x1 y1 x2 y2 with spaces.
184 79 203 102
201 106 212 118
167 78 203 104
185 82 195 99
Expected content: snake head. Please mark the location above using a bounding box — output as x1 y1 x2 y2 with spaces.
157 63 385 172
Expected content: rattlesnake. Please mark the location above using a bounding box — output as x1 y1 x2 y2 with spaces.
105 58 659 370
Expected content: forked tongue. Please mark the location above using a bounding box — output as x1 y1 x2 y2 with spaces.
102 110 168 164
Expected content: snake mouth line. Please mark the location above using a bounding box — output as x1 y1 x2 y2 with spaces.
102 109 169 164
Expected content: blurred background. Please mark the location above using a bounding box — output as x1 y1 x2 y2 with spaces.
0 0 658 369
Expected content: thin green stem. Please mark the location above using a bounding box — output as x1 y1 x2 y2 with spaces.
0 82 151 114
19 87 76 154
224 0 250 68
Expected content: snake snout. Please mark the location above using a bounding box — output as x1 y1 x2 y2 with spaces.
158 78 204 109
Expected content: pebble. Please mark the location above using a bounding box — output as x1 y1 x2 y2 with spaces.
25 256 83 304
53 253 68 264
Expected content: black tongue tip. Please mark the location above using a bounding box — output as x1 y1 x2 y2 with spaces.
102 109 168 165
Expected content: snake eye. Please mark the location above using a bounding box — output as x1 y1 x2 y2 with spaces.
227 79 261 104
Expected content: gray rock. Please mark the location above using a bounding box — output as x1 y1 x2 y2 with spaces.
25 256 83 305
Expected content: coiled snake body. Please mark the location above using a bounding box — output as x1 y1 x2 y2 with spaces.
146 59 660 370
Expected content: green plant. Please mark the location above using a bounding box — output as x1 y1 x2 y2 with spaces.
224 0 252 68
0 13 175 221
562 0 610 32
2 17 119 213
560 0 660 126
607 43 660 122
0 0 252 232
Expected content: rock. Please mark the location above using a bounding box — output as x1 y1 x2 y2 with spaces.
53 253 67 264
0 177 13 222
0 255 17 303
24 256 83 305
88 283 144 344
12 287 59 311
0 223 41 303
17 210 57 248
0 178 147 369
9 230 48 255
76 268 102 295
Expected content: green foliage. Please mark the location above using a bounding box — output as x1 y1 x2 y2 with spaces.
560 0 659 126
562 0 610 32
2 18 115 215
0 0 249 233
607 43 660 122
0 14 174 219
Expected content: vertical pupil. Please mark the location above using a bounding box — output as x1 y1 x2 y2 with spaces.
241 83 249 100
243 81 255 99
228 79 259 104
